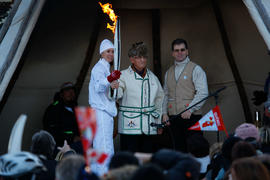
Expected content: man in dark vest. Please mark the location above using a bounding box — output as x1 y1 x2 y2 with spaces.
162 38 209 152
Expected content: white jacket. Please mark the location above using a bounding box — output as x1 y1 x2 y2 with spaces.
117 66 164 135
89 58 117 117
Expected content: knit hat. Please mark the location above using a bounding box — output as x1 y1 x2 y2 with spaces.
166 156 201 180
235 123 260 141
60 82 75 92
109 151 139 170
150 149 186 170
99 39 114 54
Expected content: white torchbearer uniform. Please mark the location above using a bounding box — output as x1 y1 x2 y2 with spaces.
117 66 164 135
89 58 117 176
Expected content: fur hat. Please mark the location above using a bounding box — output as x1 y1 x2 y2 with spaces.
99 39 114 54
235 123 260 141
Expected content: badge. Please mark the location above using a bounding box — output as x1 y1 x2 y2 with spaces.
128 121 135 128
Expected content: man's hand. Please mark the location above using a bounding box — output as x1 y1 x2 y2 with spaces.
58 140 71 154
110 80 119 89
181 110 192 119
162 114 170 126
107 70 121 83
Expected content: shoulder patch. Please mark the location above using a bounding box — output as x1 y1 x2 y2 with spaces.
53 101 59 106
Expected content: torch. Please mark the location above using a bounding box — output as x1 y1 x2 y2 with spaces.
99 2 121 100
112 18 121 99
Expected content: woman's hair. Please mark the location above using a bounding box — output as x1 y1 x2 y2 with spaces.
231 157 270 180
231 141 256 161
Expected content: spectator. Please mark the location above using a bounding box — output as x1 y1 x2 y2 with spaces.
263 72 270 124
150 148 200 180
77 164 100 180
166 157 201 180
259 126 270 153
150 149 186 170
31 130 57 180
207 136 242 180
103 165 138 180
130 163 166 180
0 151 46 180
231 141 256 161
256 154 270 174
245 137 262 154
43 82 80 149
109 151 139 170
56 154 88 180
187 133 210 179
234 123 263 154
230 157 270 180
209 142 223 160
253 72 270 153
234 123 260 141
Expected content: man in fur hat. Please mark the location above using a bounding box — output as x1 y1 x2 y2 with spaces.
116 42 164 153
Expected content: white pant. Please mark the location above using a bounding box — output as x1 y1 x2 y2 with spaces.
91 109 114 176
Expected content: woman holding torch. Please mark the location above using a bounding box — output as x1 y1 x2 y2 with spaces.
89 39 121 176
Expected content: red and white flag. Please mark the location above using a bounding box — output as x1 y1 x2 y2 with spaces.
189 105 228 136
87 149 108 164
75 107 108 166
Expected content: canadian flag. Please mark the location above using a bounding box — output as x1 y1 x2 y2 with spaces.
87 149 108 164
189 105 228 136
75 107 108 165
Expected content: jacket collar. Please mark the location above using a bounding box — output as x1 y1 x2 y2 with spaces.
175 56 190 66
100 58 110 70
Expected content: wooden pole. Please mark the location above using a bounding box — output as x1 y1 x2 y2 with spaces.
75 13 100 96
211 0 253 123
152 9 162 83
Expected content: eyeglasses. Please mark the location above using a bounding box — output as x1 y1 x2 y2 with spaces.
135 42 143 46
173 48 186 52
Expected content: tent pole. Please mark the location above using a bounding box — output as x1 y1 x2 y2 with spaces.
211 0 253 123
75 13 100 97
152 9 162 83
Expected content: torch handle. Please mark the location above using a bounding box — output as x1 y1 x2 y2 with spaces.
112 18 120 100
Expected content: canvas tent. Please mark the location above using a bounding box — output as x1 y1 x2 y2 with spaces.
0 0 269 153
243 0 270 52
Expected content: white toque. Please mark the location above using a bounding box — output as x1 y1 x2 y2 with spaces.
99 39 114 54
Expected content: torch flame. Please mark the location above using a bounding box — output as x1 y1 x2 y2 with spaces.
99 2 118 34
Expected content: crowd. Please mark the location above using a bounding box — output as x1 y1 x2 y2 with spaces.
0 38 269 180
1 123 270 180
